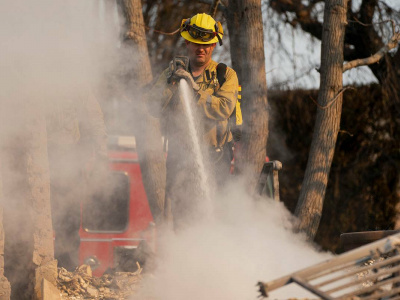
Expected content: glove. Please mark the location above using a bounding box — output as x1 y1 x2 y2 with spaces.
167 56 189 79
173 55 189 71
172 69 200 92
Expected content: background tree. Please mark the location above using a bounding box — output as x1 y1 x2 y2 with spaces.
26 112 57 300
117 0 167 223
294 0 349 239
268 0 400 112
225 0 270 185
0 166 11 300
291 0 400 238
1 106 57 299
268 84 400 252
287 0 400 238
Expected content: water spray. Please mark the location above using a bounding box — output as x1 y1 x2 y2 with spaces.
178 79 212 215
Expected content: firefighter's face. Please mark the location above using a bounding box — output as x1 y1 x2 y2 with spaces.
186 41 216 67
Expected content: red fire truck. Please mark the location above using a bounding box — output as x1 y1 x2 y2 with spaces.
78 136 281 277
79 136 156 276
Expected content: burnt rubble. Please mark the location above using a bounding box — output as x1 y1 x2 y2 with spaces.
57 264 142 299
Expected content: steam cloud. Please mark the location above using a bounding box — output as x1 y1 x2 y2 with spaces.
0 0 123 291
1 1 332 298
133 180 331 299
134 75 331 300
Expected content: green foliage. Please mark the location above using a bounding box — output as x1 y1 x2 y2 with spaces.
268 85 400 253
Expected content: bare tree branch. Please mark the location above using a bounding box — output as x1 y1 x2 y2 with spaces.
198 0 226 12
349 17 396 28
308 87 355 109
145 26 180 35
269 0 323 39
338 129 354 136
343 20 400 72
143 0 224 37
209 0 221 17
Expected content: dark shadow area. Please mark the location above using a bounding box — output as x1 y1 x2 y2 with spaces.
82 172 130 232
268 84 400 253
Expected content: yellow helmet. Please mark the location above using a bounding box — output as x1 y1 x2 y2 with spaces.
180 13 223 46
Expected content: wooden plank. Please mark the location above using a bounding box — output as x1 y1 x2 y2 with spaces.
291 276 334 300
260 233 400 293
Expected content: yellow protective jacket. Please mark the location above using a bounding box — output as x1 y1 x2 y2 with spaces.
147 60 239 148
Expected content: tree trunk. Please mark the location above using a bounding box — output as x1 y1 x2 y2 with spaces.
225 1 243 78
294 0 348 239
226 0 269 188
117 0 167 224
0 165 11 300
25 112 57 300
2 102 56 299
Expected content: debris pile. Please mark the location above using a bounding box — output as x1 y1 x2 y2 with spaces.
57 264 143 299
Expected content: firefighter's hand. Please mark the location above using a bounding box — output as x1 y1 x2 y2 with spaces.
167 56 189 80
173 56 189 71
172 69 200 92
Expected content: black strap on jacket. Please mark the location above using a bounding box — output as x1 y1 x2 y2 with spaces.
216 63 227 87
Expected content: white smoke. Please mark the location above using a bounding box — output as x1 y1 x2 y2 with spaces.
132 78 332 299
0 1 121 202
0 0 120 112
0 0 123 291
0 1 333 298
128 37 332 300
133 180 331 299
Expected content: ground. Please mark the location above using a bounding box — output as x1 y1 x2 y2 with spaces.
57 264 142 300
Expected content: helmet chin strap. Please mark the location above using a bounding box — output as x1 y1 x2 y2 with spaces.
215 24 223 46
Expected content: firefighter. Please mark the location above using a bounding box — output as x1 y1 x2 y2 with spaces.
46 87 107 271
147 13 239 228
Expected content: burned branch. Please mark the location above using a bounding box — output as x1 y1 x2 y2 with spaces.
209 0 221 17
308 87 355 110
199 0 226 13
343 20 400 72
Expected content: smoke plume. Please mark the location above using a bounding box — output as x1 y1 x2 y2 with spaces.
133 179 331 299
0 1 332 299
